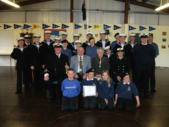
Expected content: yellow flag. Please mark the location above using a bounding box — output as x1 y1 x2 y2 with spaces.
32 24 41 29
94 24 101 29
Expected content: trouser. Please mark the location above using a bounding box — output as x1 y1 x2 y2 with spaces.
44 80 57 100
135 69 151 97
149 67 156 91
16 69 23 93
83 97 97 109
62 96 78 111
98 98 114 110
117 98 136 111
32 67 43 91
23 68 32 91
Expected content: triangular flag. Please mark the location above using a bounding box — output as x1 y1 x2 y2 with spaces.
94 24 101 29
32 24 41 29
84 24 92 29
14 24 22 29
52 24 59 29
23 24 32 29
139 26 146 31
74 24 82 29
4 24 12 29
42 24 50 29
62 24 69 29
129 25 136 31
113 25 121 30
104 24 111 30
149 26 156 31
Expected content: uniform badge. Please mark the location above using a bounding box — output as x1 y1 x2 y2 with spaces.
128 86 131 91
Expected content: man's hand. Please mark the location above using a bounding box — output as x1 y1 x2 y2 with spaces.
44 74 49 81
104 98 108 105
117 76 121 81
30 66 35 70
65 64 69 70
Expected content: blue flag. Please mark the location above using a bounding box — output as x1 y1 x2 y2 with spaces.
62 24 69 29
82 0 86 21
14 24 22 29
149 26 156 31
52 24 59 29
129 25 136 31
4 24 12 29
23 24 31 29
104 24 111 30
139 26 146 31
113 25 121 30
42 24 50 29
75 24 82 29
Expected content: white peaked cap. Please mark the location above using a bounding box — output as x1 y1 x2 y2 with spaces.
73 33 80 37
119 33 127 37
45 31 51 34
129 33 136 36
17 37 24 41
61 31 68 35
54 36 61 40
86 32 93 35
75 40 82 44
33 34 41 38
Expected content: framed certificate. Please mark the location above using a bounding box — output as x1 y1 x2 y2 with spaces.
83 85 96 97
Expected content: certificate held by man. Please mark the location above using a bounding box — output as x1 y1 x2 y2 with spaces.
83 85 96 97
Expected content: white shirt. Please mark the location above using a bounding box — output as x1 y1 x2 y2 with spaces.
141 43 147 45
56 53 61 59
102 40 106 49
123 82 130 85
77 55 84 73
121 43 125 49
87 77 94 81
19 47 24 52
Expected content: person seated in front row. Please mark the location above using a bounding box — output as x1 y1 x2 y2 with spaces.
114 74 140 111
81 68 98 110
97 71 115 110
61 69 81 111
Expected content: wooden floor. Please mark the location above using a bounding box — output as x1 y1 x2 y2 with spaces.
0 67 169 127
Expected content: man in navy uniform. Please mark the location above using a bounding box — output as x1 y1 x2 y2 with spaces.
29 34 43 91
44 44 69 101
11 37 25 94
23 34 33 92
71 34 80 55
96 31 110 51
41 31 54 69
111 33 120 53
61 31 74 51
82 32 93 50
148 33 159 93
112 33 130 58
133 33 155 98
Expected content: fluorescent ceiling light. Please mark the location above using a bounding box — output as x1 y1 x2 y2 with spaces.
155 3 169 11
1 0 20 8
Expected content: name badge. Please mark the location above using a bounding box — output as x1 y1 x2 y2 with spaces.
128 86 131 91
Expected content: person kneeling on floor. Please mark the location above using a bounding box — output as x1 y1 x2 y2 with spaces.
97 70 115 110
114 73 140 111
61 69 81 111
82 68 98 110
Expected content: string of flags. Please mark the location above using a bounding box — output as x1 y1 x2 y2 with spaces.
0 23 156 31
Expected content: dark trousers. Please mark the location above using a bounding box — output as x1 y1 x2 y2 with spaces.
23 68 32 91
117 98 135 111
135 69 151 97
44 81 57 100
83 97 97 109
62 96 78 111
98 98 114 110
16 69 23 93
149 68 156 91
33 67 42 89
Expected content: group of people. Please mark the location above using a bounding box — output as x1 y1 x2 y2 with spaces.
10 30 159 111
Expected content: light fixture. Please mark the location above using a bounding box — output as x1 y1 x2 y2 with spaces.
155 0 169 12
1 0 20 8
